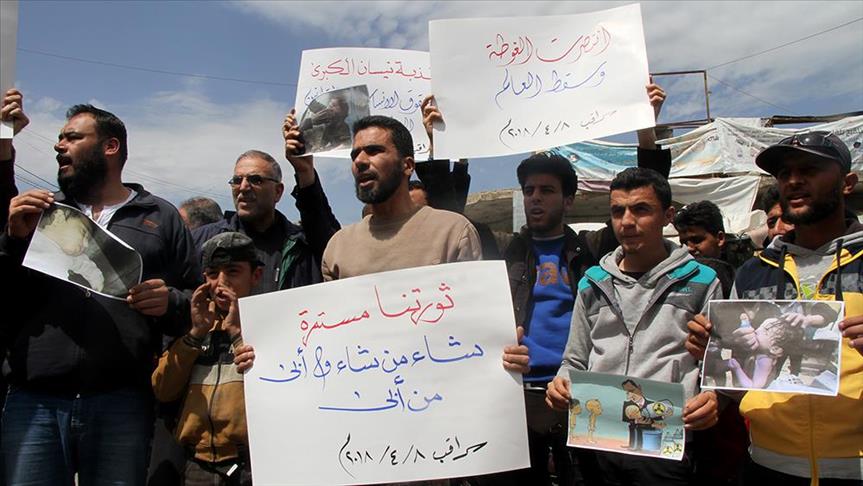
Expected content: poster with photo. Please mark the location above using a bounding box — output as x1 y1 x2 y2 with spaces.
567 371 686 461
298 84 370 155
702 300 844 396
23 203 143 299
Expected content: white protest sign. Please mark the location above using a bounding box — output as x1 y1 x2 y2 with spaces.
0 0 19 139
429 3 655 159
240 261 529 486
295 48 432 158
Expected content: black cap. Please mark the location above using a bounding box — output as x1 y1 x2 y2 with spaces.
201 232 262 269
755 131 852 176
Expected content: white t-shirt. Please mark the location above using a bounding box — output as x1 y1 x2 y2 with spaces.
79 188 137 228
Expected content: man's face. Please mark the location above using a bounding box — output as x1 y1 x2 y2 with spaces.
523 173 573 237
55 114 110 199
351 126 411 204
232 156 284 225
678 226 724 258
623 383 643 401
203 262 261 312
777 154 851 226
610 186 674 256
766 203 794 241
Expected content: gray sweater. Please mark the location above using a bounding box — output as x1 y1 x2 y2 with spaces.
558 240 723 398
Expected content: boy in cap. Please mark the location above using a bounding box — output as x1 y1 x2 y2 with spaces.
152 232 263 486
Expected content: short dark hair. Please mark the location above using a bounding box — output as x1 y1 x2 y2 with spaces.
66 104 128 165
516 152 577 197
408 180 426 192
352 115 414 159
761 184 781 211
609 168 672 210
674 200 725 235
236 150 283 181
621 379 641 390
179 197 223 229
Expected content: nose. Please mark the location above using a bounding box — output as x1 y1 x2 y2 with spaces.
54 139 66 154
217 271 230 286
238 176 253 191
621 208 636 227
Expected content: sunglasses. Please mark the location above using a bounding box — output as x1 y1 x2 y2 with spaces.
779 132 841 152
228 174 280 187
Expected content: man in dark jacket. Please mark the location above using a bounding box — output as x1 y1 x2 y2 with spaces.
192 143 339 294
0 103 200 485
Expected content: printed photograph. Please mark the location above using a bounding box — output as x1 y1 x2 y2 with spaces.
298 84 370 154
23 203 143 299
702 300 844 396
567 371 686 461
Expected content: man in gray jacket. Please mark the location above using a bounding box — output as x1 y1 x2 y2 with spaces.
546 167 721 484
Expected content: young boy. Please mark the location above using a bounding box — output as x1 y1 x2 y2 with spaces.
152 232 262 485
546 168 722 484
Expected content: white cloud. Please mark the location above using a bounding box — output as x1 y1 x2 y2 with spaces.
232 1 863 119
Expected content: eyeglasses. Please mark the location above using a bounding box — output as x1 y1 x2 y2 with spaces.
228 174 280 187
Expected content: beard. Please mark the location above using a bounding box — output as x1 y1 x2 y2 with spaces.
57 144 109 201
780 181 843 225
355 160 404 204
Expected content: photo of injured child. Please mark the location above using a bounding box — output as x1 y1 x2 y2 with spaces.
22 203 143 299
702 300 844 396
298 84 370 155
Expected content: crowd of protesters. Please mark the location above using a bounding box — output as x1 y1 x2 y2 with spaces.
0 79 860 486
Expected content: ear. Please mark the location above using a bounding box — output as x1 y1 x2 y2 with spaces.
563 193 575 212
403 156 415 178
717 231 726 248
250 266 264 286
103 137 120 158
842 171 858 196
273 181 285 203
664 205 676 226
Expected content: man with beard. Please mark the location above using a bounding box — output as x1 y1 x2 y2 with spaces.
0 103 199 485
318 115 482 280
233 116 491 486
687 132 863 484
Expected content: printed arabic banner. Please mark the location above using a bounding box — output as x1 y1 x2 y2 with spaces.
294 47 432 158
239 261 530 485
429 3 655 159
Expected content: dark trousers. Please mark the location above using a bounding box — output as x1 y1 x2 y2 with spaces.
590 449 695 486
1 386 154 486
745 459 863 486
183 459 252 486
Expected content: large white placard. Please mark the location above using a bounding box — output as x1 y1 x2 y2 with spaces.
294 48 432 158
240 261 529 485
0 0 18 139
429 4 655 159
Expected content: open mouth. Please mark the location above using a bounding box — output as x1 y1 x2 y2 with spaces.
56 155 73 171
356 173 376 188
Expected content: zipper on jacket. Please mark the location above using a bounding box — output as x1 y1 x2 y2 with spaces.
624 334 634 375
808 395 819 484
207 344 222 463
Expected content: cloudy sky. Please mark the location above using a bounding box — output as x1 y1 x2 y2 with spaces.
9 1 863 225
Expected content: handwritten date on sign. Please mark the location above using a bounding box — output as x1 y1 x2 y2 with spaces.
497 110 616 148
338 432 489 479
